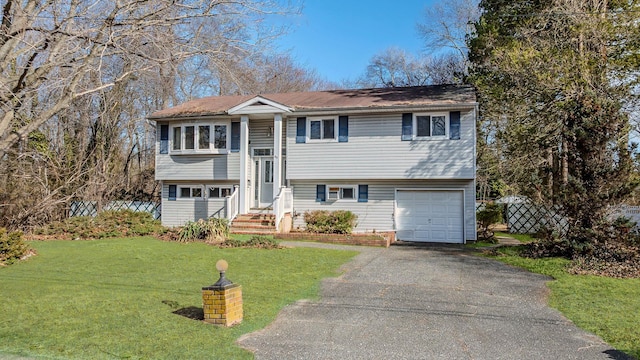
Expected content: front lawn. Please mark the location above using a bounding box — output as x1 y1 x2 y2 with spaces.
0 237 358 359
489 247 640 359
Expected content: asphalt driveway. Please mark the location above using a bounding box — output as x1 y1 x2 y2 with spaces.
238 242 632 360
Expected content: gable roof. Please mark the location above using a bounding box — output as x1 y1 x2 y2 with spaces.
148 84 476 120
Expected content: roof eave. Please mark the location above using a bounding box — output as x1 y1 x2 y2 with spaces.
290 102 478 116
148 101 478 121
147 111 230 121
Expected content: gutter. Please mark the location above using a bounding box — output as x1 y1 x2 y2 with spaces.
147 102 479 121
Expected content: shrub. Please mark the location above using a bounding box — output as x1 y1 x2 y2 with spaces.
0 228 30 265
304 210 358 234
476 203 503 242
32 210 165 239
178 218 229 243
222 235 280 249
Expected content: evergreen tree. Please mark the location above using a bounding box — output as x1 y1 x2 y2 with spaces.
468 0 640 249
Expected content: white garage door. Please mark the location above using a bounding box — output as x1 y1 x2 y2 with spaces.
395 190 464 243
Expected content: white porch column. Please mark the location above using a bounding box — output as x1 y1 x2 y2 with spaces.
273 114 283 199
239 115 249 214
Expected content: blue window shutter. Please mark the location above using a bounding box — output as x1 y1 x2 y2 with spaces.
168 185 177 201
316 185 326 202
231 122 240 151
296 117 306 143
450 111 461 140
402 113 413 141
160 125 169 154
338 116 349 142
358 185 368 202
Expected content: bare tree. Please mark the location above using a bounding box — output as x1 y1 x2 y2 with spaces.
357 47 430 88
357 47 465 88
0 0 300 229
0 0 294 156
418 0 480 62
213 52 333 95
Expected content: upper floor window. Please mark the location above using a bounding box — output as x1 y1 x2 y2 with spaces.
171 122 229 154
308 117 337 141
414 113 448 139
402 112 461 141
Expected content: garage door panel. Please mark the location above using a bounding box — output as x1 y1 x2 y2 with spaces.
396 230 413 240
396 190 464 243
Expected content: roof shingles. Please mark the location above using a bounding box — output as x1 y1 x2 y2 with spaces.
149 85 476 119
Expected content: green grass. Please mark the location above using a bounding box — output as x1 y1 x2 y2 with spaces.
494 231 537 243
465 240 498 248
0 237 358 359
489 248 640 359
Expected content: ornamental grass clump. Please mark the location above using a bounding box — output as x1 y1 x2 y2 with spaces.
304 210 358 234
178 218 229 243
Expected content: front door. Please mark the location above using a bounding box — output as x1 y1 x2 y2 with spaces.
253 152 274 208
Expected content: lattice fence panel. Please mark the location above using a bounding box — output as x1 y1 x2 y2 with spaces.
69 200 161 220
506 202 568 235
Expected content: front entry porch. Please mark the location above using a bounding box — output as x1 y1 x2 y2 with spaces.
229 213 276 234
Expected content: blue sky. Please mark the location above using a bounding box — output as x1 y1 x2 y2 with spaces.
273 1 436 84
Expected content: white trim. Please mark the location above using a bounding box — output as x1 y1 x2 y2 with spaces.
413 112 449 140
170 121 230 154
228 96 293 115
239 116 249 213
394 188 466 243
325 184 358 202
273 113 283 203
178 185 205 199
207 186 233 199
307 116 338 142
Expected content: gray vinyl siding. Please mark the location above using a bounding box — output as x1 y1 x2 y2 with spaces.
286 111 475 180
155 120 240 181
291 179 476 241
156 153 239 181
249 119 274 149
160 181 236 227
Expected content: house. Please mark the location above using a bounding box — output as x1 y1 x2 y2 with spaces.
148 85 477 243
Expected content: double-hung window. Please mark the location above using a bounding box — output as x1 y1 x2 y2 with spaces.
198 125 210 149
171 122 229 153
308 117 337 141
214 125 227 149
414 113 448 139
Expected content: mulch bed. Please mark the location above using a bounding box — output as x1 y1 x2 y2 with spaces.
275 231 394 247
568 242 640 279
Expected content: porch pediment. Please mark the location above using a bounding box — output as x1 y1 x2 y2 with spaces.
228 96 293 115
